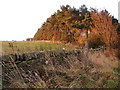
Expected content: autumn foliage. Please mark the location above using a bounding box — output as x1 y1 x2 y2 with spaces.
33 5 90 43
33 5 120 57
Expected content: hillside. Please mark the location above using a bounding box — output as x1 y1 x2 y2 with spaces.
2 42 119 88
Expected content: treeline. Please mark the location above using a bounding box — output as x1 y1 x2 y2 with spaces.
33 5 92 43
33 5 120 50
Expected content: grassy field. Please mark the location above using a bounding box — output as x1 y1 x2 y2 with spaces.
1 41 77 55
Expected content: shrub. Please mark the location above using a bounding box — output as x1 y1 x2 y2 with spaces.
88 33 104 48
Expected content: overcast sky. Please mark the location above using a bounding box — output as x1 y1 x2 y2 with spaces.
0 0 119 41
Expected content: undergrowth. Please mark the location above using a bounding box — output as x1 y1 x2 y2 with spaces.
2 49 119 88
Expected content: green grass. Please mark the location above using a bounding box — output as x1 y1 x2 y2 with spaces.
1 41 77 55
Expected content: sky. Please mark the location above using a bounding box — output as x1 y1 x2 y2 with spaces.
0 0 119 41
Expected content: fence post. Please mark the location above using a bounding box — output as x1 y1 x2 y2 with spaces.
85 29 89 66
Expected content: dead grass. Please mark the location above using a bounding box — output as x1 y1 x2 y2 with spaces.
89 51 118 72
2 47 119 88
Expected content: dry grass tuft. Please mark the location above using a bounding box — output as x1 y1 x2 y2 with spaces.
89 51 118 72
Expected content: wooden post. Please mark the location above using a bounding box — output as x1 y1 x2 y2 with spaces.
85 29 89 66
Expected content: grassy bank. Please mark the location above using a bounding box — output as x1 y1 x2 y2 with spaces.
1 41 119 88
1 41 77 55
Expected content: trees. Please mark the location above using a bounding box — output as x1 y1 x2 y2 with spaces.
33 5 119 58
33 5 82 43
90 9 119 57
